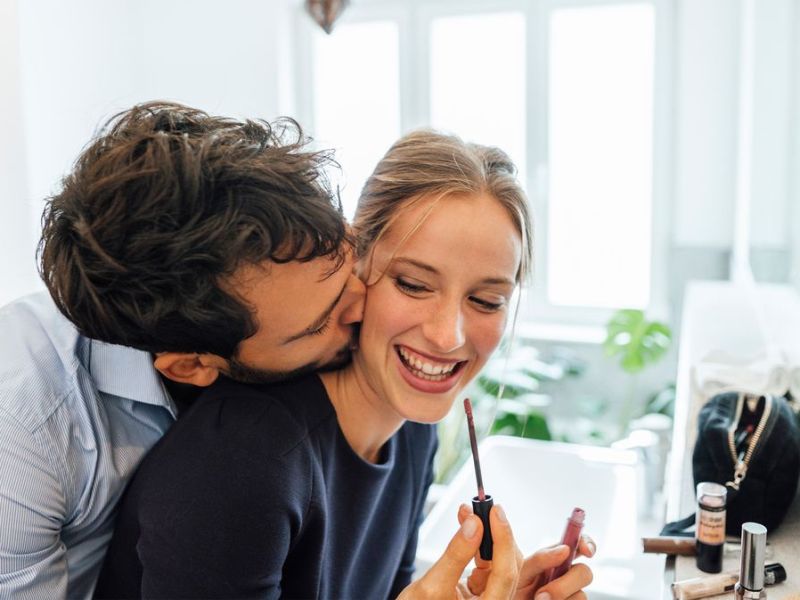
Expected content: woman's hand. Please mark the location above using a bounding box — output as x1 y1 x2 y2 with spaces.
398 504 521 600
457 504 595 600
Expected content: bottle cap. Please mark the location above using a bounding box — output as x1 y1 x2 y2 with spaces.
739 522 767 590
764 562 786 586
569 507 585 525
696 482 727 507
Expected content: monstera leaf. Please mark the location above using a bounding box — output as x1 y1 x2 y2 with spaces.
603 309 671 374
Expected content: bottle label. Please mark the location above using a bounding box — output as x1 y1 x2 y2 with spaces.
696 505 726 545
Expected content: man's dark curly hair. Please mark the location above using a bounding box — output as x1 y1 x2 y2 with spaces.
38 101 348 358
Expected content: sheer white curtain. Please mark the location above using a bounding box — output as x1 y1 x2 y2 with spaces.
0 0 39 307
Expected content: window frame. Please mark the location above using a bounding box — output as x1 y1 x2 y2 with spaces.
523 0 674 327
291 0 674 329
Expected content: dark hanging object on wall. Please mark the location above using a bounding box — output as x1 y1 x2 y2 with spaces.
305 0 350 34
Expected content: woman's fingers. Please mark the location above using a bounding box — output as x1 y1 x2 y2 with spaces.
458 503 471 521
576 535 596 558
398 514 484 599
516 545 570 589
466 564 491 596
479 505 521 600
458 502 522 596
458 503 491 596
456 504 595 600
458 504 493 570
532 563 593 600
517 534 596 592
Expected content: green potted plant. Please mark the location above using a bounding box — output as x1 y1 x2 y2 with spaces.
603 309 672 436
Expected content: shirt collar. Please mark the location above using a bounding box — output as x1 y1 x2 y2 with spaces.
87 339 177 416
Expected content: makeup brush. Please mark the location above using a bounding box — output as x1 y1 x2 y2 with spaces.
464 398 494 560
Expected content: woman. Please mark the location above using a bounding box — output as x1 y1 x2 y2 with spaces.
95 131 594 599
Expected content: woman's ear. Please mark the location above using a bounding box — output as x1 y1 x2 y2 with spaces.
153 353 222 387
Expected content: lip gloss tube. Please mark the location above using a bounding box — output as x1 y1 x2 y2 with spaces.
544 507 585 583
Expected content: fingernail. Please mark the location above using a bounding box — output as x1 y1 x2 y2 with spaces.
459 503 471 513
535 593 551 600
494 504 508 523
587 539 597 556
461 517 479 539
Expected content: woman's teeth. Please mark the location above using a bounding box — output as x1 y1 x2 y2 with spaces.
398 346 460 381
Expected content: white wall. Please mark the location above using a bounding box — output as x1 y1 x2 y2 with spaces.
0 0 37 306
750 0 795 248
793 0 800 287
673 0 797 250
18 0 139 229
673 0 739 248
129 0 286 118
2 0 288 306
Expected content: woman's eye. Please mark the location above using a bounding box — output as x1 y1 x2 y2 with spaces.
470 297 505 312
395 277 430 294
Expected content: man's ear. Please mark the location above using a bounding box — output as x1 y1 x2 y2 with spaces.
153 353 224 387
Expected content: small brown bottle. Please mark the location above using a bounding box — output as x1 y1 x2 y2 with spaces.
695 482 726 573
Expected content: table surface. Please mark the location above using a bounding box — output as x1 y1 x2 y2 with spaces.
665 281 800 599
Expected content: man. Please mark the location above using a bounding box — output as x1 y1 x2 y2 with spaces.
0 102 366 599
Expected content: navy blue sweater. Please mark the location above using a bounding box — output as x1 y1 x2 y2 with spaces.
95 374 437 599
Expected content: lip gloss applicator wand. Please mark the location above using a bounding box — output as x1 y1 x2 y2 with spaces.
464 398 494 560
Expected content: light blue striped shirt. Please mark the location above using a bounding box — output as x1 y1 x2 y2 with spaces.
0 293 177 600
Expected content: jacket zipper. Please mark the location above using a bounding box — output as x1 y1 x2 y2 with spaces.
726 394 773 491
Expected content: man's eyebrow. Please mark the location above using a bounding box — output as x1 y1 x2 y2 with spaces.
281 281 348 345
392 257 515 287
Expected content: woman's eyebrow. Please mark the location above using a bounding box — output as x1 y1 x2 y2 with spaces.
391 257 438 274
480 276 516 287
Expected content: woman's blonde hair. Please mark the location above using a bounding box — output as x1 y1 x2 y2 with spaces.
352 129 533 283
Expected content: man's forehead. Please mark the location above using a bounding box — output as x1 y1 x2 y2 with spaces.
229 254 346 289
317 256 348 281
235 255 348 329
225 261 272 290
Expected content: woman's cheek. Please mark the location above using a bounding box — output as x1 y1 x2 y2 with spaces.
364 284 417 339
475 315 507 357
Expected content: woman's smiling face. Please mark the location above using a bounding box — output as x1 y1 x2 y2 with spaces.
354 191 522 424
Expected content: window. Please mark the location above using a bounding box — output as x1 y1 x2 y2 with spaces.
429 12 526 184
309 20 401 217
546 4 655 309
295 0 670 326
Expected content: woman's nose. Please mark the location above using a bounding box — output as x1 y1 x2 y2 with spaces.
422 302 466 353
